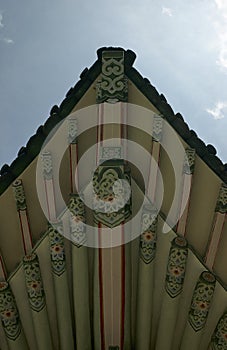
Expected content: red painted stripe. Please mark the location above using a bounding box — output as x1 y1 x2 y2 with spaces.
96 125 99 166
100 104 104 145
19 211 27 254
44 180 51 221
183 176 194 237
25 210 33 249
123 103 128 159
121 102 124 143
43 174 59 225
0 256 6 279
120 224 125 349
98 223 105 350
96 105 103 165
51 178 57 221
76 143 79 191
147 141 154 195
69 145 73 193
212 213 226 269
76 142 79 164
96 110 99 165
154 142 161 205
205 214 218 262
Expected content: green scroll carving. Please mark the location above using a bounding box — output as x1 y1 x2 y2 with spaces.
96 50 128 103
184 148 196 175
215 183 227 214
12 179 27 211
152 115 163 142
93 161 131 228
41 151 53 180
68 118 78 144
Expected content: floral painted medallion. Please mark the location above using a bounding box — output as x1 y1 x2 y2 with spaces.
140 207 158 264
48 224 66 276
189 271 216 332
93 163 131 228
211 311 227 350
0 282 21 340
23 253 46 312
165 236 188 298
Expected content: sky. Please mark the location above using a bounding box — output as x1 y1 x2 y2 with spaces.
0 0 227 168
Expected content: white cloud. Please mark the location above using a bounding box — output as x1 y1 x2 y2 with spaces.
214 0 227 16
214 0 227 69
0 13 4 28
206 101 227 119
3 37 14 44
162 6 173 17
0 13 14 44
216 33 227 68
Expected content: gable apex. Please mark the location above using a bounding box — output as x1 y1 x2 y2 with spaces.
0 47 226 196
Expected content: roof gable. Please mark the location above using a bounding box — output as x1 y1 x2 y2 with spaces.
0 47 226 196
0 48 227 350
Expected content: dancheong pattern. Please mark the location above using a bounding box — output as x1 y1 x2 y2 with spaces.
96 50 128 103
165 236 188 298
41 151 53 180
184 148 196 175
140 206 158 264
0 282 21 341
215 183 227 214
152 115 163 142
68 194 86 247
23 253 46 312
101 146 122 161
48 224 66 276
93 162 131 228
12 179 27 211
68 118 78 144
211 310 227 350
188 271 216 332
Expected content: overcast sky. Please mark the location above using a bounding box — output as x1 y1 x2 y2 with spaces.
0 0 226 168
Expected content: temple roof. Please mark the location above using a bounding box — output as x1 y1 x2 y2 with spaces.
0 47 226 196
0 47 226 350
